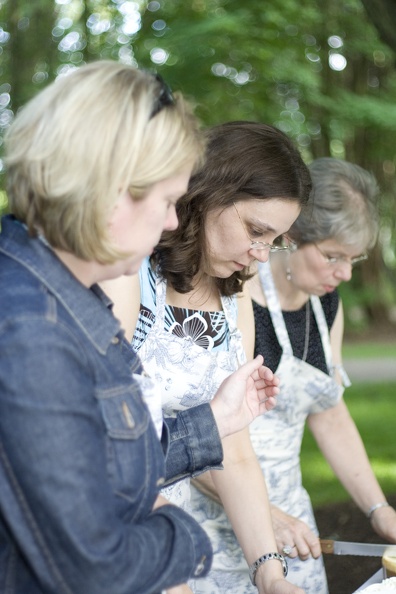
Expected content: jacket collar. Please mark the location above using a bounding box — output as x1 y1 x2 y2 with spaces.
0 216 122 355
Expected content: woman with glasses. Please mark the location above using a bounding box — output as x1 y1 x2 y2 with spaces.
105 121 312 594
242 157 396 593
0 63 285 594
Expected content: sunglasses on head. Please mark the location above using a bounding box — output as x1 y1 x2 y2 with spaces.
149 72 175 119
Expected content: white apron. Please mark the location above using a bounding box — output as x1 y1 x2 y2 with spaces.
137 271 246 514
190 261 350 594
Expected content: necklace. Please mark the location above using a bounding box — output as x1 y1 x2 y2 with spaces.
302 300 310 362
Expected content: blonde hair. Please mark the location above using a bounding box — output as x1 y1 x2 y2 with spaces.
5 61 205 263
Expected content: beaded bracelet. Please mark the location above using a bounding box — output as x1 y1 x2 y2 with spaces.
366 502 390 519
248 552 288 586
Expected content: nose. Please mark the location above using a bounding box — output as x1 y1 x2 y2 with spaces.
334 261 353 282
164 205 178 232
249 246 270 263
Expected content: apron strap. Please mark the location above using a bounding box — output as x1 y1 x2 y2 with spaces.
154 271 167 326
221 294 246 365
259 261 351 386
258 261 293 356
311 295 351 386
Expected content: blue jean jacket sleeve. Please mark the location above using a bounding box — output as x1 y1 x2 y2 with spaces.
163 404 224 486
0 317 212 594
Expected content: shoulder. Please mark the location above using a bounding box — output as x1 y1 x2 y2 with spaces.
0 255 55 323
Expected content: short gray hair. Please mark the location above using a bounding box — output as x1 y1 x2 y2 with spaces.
290 157 379 251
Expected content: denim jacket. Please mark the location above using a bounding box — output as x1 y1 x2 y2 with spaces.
0 216 223 594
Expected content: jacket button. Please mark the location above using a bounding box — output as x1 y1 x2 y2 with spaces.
156 477 165 487
111 336 120 345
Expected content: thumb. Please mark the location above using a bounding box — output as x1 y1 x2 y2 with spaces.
235 355 264 380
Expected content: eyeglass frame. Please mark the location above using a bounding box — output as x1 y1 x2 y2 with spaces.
314 243 368 267
233 202 294 252
149 72 175 120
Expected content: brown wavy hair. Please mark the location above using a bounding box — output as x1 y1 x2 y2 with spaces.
152 121 312 296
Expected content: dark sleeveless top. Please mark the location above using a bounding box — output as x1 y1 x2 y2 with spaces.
253 290 339 374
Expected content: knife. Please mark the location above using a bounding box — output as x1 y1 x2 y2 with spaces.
320 539 396 557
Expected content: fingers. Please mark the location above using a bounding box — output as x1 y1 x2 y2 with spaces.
292 535 321 560
257 395 277 413
258 364 280 385
272 507 322 560
237 355 264 379
281 535 322 560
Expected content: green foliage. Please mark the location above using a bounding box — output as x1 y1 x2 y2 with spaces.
301 381 396 507
342 341 396 358
1 0 396 331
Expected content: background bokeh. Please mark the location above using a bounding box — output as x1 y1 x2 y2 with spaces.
1 0 396 338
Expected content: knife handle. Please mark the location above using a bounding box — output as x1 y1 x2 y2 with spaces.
320 539 335 554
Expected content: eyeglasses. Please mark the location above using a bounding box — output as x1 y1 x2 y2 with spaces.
233 203 294 252
149 72 175 119
314 243 368 267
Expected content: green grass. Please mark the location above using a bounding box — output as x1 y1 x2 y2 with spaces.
301 380 396 508
342 341 396 359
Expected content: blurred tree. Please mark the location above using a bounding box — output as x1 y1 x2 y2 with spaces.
0 0 395 333
132 0 396 331
3 0 58 109
361 0 396 53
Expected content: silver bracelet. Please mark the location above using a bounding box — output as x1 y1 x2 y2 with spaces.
366 502 390 519
248 552 288 586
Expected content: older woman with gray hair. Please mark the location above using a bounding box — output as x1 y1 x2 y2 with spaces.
245 157 396 593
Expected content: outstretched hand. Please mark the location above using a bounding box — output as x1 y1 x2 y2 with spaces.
210 355 279 439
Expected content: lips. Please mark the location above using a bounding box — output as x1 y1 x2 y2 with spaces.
233 261 251 270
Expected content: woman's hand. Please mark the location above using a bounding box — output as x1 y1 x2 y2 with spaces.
210 355 280 439
270 505 322 560
370 504 396 543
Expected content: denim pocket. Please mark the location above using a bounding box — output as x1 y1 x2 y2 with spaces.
96 385 158 519
98 384 150 440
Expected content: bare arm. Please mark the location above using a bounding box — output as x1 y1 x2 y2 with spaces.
100 274 141 342
211 429 304 594
308 300 396 542
308 399 396 541
237 282 255 359
197 287 304 594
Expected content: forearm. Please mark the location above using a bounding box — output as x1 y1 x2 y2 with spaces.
309 401 386 513
191 473 222 504
210 430 285 590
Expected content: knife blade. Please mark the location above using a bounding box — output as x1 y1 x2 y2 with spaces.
320 539 396 557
